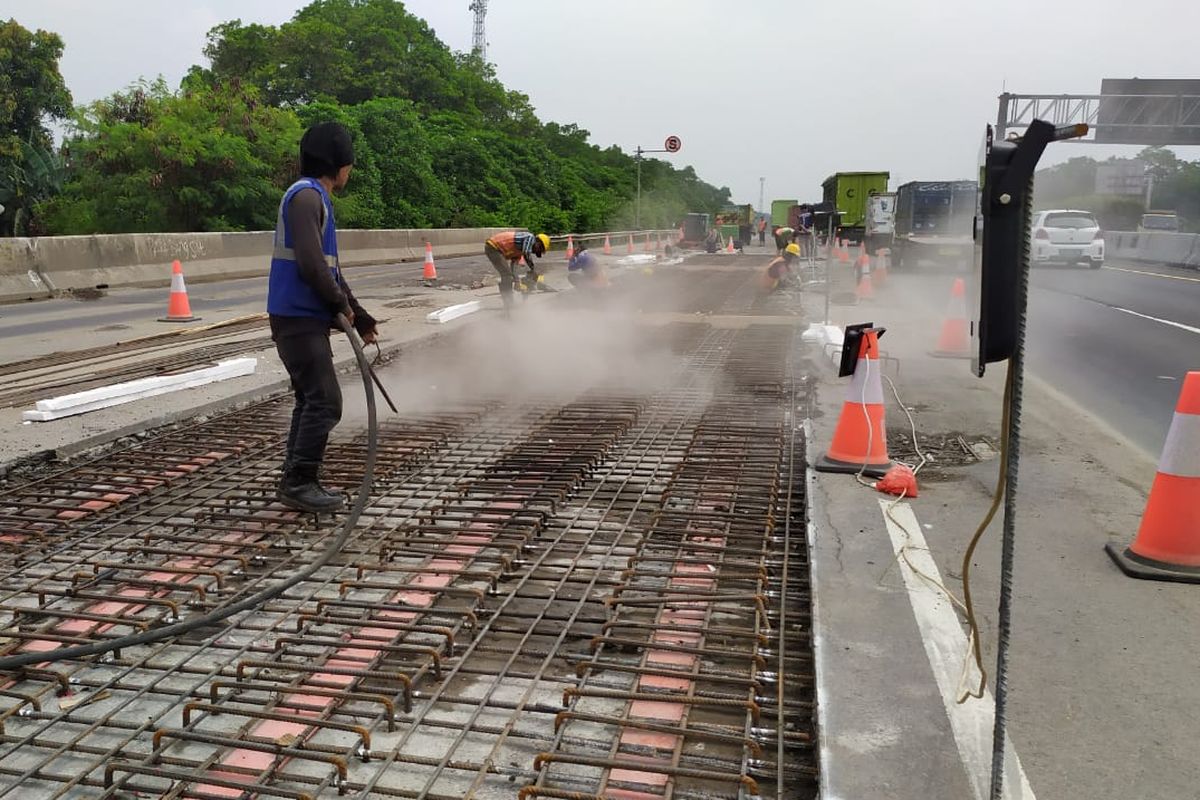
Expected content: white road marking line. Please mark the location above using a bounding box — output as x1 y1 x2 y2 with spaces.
879 499 1036 800
1102 265 1200 283
1105 304 1200 336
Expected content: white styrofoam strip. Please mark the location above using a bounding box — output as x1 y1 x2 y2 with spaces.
23 358 257 422
37 372 190 412
425 300 482 324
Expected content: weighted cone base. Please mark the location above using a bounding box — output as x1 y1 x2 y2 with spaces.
1105 543 1200 584
159 316 200 323
815 452 891 479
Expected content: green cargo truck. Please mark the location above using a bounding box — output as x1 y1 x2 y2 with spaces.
771 199 798 229
714 204 753 243
821 172 890 242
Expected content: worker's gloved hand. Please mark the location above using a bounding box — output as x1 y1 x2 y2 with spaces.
352 310 377 340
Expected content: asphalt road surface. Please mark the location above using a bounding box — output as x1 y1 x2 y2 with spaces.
0 253 507 344
1026 259 1200 456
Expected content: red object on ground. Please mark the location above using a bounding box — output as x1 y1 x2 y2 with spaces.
876 464 918 497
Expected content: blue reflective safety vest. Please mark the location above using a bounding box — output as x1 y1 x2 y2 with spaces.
568 251 595 272
267 178 340 319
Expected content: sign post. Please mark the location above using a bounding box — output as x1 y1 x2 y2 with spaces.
634 136 682 229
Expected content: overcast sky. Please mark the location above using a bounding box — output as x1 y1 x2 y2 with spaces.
8 0 1200 207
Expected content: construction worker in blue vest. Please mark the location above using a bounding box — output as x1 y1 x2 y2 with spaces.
566 240 609 290
267 122 378 514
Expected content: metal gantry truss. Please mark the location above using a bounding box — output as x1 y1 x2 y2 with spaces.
996 92 1200 145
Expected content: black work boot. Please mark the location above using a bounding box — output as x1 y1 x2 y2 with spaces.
278 465 344 514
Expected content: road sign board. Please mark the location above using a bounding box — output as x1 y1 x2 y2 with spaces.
664 135 682 153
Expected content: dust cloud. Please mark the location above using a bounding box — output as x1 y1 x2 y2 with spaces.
340 297 682 424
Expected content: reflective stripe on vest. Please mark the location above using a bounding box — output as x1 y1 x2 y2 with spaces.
271 245 337 267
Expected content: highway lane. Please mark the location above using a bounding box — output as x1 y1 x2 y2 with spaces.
0 253 504 346
1026 259 1200 456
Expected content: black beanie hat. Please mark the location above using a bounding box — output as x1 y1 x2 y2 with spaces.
300 122 355 171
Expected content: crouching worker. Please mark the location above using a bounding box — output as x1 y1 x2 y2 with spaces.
484 230 552 311
567 241 608 290
760 242 801 293
268 122 379 514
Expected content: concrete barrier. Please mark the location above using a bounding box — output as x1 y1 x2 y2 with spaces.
0 227 514 302
1105 230 1200 269
0 238 54 302
0 226 681 303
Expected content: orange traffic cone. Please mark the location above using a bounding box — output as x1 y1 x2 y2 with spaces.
931 278 971 358
874 248 889 287
856 244 871 271
604 234 612 255
856 263 875 300
726 234 735 253
816 329 892 477
422 241 438 282
566 235 575 261
837 239 850 264
1107 372 1200 583
159 260 199 322
627 234 634 254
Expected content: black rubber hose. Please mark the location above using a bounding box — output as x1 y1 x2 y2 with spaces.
0 313 377 672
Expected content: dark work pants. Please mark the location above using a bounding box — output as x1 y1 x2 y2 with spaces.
275 331 342 480
486 243 520 309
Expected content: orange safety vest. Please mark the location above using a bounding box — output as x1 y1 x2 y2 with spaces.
486 230 532 261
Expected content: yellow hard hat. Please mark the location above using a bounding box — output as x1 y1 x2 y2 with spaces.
536 233 551 252
785 243 801 257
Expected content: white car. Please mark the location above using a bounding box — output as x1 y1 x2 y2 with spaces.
1031 209 1104 268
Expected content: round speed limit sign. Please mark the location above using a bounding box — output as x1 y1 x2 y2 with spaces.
664 135 682 153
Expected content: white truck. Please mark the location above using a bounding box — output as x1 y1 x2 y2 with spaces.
865 192 896 254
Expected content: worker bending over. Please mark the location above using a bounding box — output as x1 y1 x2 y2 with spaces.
484 230 552 311
760 243 801 293
267 122 379 514
773 225 796 254
567 241 608 290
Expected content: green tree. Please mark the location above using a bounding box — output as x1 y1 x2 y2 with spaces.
0 18 72 234
0 138 67 235
203 1 462 110
40 79 302 233
37 0 734 236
